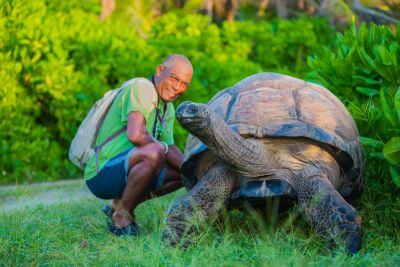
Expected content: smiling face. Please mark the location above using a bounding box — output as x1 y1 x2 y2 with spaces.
154 55 193 102
176 101 210 132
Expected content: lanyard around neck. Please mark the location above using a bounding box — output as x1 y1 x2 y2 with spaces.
152 102 167 140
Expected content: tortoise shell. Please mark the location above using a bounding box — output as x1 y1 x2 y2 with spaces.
181 73 364 199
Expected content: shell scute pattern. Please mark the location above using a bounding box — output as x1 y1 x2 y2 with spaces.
182 73 364 198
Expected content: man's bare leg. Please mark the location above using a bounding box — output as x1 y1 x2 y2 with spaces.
108 167 182 213
109 158 182 223
110 199 120 210
112 143 165 228
141 166 183 201
153 167 182 196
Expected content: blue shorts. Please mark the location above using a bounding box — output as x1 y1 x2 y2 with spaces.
86 148 167 199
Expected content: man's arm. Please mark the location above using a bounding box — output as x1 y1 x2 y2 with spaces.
126 112 155 147
165 145 183 172
126 112 169 158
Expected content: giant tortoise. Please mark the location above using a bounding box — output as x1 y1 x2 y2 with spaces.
163 73 364 254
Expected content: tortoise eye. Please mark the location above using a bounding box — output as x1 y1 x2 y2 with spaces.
190 105 198 113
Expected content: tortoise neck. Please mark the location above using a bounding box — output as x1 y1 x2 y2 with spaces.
196 111 275 177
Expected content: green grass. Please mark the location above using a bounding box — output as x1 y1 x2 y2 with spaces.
0 180 399 266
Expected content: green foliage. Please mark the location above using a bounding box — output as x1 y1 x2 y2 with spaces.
247 17 333 75
3 0 398 192
0 0 155 183
308 23 400 188
0 0 333 183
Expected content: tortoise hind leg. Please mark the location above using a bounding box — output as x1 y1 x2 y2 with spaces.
162 162 237 246
294 169 362 254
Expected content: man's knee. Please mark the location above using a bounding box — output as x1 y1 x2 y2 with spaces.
132 142 166 169
146 142 166 161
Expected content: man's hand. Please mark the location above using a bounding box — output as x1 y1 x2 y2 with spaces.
165 145 183 172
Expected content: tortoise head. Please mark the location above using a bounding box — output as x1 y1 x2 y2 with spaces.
176 101 211 132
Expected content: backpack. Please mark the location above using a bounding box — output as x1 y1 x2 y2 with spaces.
69 78 157 170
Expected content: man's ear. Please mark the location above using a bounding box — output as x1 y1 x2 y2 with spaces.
156 64 164 75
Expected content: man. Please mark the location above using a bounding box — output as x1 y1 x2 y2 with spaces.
84 54 193 235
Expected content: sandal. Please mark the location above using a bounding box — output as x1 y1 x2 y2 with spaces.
107 220 141 236
102 204 114 219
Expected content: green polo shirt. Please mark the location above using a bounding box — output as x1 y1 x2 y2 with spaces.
84 78 175 180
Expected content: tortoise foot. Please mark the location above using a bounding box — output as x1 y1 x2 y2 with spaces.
162 194 195 247
296 174 362 254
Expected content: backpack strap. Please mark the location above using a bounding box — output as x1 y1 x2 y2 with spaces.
95 87 125 132
94 126 127 174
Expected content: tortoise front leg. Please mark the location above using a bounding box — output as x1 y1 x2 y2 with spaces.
294 172 362 254
162 163 237 246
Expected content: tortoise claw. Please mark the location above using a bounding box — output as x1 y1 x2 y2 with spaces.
343 216 362 254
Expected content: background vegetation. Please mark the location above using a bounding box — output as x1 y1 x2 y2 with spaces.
0 0 398 189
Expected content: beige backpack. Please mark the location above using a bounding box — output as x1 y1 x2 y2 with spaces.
69 78 157 170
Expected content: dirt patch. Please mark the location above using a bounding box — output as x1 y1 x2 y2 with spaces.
0 179 94 212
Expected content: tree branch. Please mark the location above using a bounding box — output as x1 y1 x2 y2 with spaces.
352 0 399 25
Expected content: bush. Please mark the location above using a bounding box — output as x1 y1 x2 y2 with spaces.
0 0 154 183
308 23 400 188
220 17 334 76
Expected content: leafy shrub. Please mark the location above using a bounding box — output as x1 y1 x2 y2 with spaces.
308 23 400 188
0 0 154 183
221 17 334 76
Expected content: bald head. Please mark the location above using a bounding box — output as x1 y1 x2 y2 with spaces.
162 54 193 74
154 54 193 102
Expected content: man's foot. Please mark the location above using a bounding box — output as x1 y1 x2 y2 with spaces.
108 209 141 236
112 209 134 226
102 199 121 219
107 220 141 236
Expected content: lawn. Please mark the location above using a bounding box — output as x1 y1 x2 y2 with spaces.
0 180 399 266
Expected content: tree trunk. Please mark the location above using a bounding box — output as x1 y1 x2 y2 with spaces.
258 0 269 17
226 0 239 21
298 0 305 10
100 0 116 21
173 0 186 8
275 0 288 18
352 0 399 24
204 0 213 19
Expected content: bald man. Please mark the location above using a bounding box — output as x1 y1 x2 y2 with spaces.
84 54 193 236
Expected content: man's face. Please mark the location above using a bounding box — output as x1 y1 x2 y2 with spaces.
155 64 192 102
